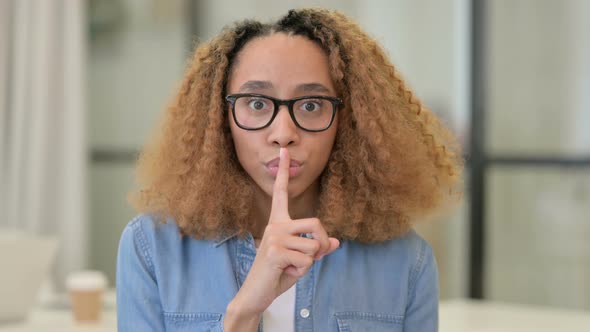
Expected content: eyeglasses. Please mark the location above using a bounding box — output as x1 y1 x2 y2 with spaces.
225 93 342 132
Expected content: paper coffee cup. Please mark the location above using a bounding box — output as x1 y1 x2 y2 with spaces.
66 270 107 322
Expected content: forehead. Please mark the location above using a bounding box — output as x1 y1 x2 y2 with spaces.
227 33 335 95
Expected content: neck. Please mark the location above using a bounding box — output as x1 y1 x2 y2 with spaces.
249 181 320 239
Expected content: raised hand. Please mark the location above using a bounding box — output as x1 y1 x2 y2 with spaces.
225 147 340 328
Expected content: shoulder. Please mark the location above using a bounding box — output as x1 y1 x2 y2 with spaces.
343 229 436 282
394 229 436 285
119 213 205 260
321 229 436 316
380 229 430 250
349 229 433 263
118 214 223 276
391 229 434 267
118 214 182 268
122 213 181 242
372 230 438 301
120 213 227 251
384 229 435 280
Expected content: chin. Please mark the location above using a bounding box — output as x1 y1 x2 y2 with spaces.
260 179 304 199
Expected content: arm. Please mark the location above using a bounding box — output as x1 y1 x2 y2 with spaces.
404 240 439 332
116 220 166 331
223 297 262 331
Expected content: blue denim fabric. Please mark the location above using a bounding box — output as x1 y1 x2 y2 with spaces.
116 214 438 331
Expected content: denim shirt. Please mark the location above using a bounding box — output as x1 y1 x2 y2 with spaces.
116 214 438 331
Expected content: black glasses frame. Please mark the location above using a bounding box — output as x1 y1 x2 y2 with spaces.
225 93 342 132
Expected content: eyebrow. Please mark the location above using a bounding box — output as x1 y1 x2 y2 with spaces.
237 80 333 94
238 80 273 92
296 83 332 94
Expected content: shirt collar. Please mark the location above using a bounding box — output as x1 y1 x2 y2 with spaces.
213 231 240 247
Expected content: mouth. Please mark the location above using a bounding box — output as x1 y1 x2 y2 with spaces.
265 157 303 177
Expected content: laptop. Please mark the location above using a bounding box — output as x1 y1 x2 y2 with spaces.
0 230 58 322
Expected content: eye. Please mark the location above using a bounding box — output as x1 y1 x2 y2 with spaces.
248 99 269 110
300 100 322 112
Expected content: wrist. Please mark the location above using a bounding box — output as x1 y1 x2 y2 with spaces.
224 298 262 331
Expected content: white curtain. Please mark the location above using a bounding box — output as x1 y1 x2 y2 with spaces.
0 0 88 289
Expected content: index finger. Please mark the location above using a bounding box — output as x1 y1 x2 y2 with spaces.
269 147 291 222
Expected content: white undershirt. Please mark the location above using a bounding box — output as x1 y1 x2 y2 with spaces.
263 284 296 332
255 244 296 331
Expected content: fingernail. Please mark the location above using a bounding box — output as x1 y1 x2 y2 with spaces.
279 147 285 160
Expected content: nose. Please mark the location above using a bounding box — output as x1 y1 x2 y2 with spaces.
267 105 300 147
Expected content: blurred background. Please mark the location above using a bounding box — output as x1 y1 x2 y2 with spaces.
1 0 589 318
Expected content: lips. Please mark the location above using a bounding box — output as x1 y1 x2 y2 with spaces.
265 157 302 168
265 156 303 177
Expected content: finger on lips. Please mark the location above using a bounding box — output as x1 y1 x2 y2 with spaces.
267 147 338 261
270 147 291 222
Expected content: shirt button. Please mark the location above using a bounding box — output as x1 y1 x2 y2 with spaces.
299 308 310 318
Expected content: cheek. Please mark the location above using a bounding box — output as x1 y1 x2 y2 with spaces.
229 127 260 172
319 124 338 159
308 132 337 176
229 122 247 163
317 142 335 170
231 133 250 163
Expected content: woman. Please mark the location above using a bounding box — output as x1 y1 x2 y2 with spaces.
117 8 463 332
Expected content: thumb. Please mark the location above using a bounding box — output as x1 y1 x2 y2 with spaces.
315 238 340 260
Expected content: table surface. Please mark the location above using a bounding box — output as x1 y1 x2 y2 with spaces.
2 294 590 331
440 299 590 332
0 291 117 332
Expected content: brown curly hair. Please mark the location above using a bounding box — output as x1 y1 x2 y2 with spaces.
129 8 463 243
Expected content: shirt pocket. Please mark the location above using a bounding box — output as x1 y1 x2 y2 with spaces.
334 311 404 332
163 312 223 332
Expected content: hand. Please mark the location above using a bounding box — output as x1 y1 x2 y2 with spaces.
230 147 340 316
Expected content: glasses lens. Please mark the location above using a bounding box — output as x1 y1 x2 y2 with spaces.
233 96 274 129
292 97 334 131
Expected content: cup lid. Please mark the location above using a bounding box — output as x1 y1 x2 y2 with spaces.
66 270 107 290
